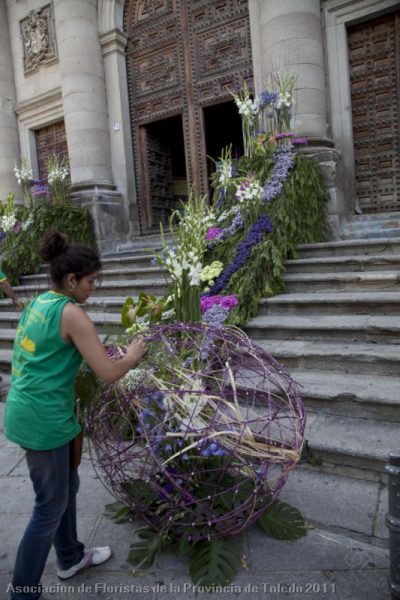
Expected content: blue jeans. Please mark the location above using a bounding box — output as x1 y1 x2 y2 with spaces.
10 443 85 600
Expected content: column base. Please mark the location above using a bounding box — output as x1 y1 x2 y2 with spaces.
70 183 130 253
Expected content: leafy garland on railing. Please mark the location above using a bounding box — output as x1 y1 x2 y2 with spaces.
0 155 96 286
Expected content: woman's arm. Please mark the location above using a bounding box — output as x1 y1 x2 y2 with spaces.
0 279 23 310
61 303 147 384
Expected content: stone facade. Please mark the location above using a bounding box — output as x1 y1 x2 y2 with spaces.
0 0 398 251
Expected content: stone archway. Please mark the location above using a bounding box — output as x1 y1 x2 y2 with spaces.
123 0 253 232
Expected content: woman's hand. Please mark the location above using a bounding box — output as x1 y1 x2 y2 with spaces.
126 338 148 366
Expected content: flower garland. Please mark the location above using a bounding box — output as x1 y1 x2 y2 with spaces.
262 144 294 203
204 215 273 296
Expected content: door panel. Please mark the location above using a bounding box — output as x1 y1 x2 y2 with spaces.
124 0 253 231
348 10 400 212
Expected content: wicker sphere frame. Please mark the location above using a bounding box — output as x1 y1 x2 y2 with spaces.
88 323 305 542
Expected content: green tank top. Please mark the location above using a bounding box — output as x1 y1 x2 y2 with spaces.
0 267 6 282
4 291 82 450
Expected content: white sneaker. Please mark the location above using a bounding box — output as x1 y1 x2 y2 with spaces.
57 546 112 579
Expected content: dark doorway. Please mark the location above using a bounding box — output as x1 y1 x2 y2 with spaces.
203 101 243 184
142 114 187 230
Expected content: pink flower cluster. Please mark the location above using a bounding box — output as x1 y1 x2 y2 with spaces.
205 227 223 241
200 294 239 313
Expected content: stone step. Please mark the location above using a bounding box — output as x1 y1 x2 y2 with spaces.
12 278 169 298
304 411 397 481
348 211 400 222
297 237 400 258
259 291 400 315
341 228 400 239
20 265 166 285
0 349 13 373
285 253 400 274
288 370 400 421
279 467 388 542
283 271 400 293
0 311 125 338
245 314 400 343
0 372 11 401
257 339 400 376
0 329 17 350
102 233 169 256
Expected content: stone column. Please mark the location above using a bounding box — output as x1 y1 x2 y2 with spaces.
99 29 140 238
53 0 129 251
249 0 345 238
0 0 20 201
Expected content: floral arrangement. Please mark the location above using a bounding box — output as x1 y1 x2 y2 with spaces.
0 163 94 284
46 153 70 205
14 159 33 208
88 323 306 586
83 73 329 585
0 193 32 254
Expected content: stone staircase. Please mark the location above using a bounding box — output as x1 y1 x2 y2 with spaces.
1 234 399 546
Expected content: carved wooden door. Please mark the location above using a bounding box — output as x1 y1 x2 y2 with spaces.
348 10 400 212
35 121 69 181
124 0 253 231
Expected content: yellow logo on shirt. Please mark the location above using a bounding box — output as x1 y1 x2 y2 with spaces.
21 336 36 353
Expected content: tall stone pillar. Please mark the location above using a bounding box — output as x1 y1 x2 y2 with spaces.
53 0 129 251
0 0 20 202
249 0 345 238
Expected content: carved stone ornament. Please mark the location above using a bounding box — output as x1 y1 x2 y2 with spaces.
21 4 57 74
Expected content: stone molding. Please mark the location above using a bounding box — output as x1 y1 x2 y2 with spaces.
15 86 63 126
98 0 124 35
20 3 58 75
322 0 399 215
99 29 128 57
15 87 64 178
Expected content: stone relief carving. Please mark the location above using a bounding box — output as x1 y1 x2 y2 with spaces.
21 4 57 74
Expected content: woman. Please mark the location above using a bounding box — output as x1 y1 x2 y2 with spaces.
0 265 23 310
4 231 147 600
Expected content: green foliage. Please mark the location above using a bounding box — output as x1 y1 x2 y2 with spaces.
257 499 307 540
121 479 159 506
0 201 96 285
188 538 242 587
121 292 166 334
128 529 167 570
104 501 135 524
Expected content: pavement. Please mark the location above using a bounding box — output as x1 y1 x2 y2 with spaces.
0 401 391 600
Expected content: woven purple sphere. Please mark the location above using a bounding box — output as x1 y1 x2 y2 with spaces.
88 323 305 542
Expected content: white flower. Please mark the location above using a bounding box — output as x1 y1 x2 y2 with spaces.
21 213 34 231
0 214 16 232
188 262 202 286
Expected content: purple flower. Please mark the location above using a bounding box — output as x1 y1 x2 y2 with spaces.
205 215 273 296
207 211 245 249
263 145 294 203
259 90 279 108
202 304 230 328
200 294 238 313
205 227 223 241
275 132 294 140
292 138 308 146
13 221 22 235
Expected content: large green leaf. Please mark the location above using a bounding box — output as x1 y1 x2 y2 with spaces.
128 529 164 570
189 538 241 587
257 499 307 540
121 297 135 327
104 500 134 524
121 479 159 505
